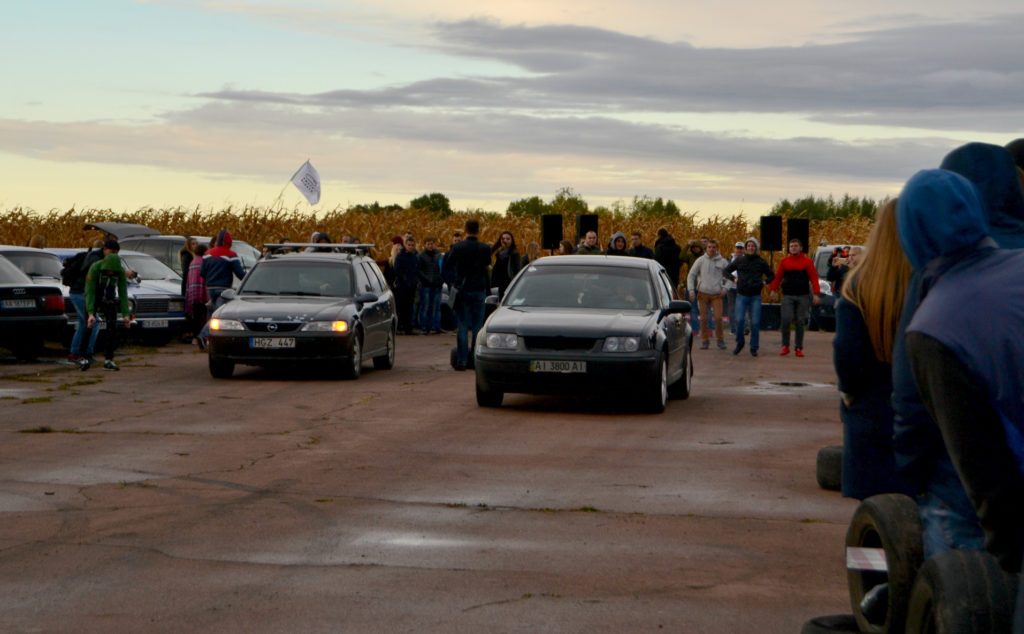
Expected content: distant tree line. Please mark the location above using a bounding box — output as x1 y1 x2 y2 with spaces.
769 194 885 220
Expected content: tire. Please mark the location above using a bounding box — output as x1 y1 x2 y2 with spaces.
373 325 396 370
668 345 692 400
645 354 668 413
846 493 924 634
450 346 458 369
475 380 503 408
904 550 1015 634
208 356 234 378
800 614 862 633
817 445 843 491
12 335 43 361
339 332 363 380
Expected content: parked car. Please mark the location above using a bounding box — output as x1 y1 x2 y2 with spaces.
206 245 396 379
0 255 66 359
809 243 864 332
118 234 260 276
473 255 693 412
42 247 187 344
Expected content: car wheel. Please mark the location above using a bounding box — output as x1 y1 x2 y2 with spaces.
373 325 396 370
645 354 668 413
476 380 503 407
846 493 924 634
904 550 1015 634
816 445 843 491
668 346 692 400
208 356 234 379
340 332 363 380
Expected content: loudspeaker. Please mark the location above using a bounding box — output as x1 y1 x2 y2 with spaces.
541 214 563 250
760 216 783 251
576 214 598 242
786 218 810 252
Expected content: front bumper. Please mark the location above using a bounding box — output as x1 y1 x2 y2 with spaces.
208 332 354 365
475 348 660 395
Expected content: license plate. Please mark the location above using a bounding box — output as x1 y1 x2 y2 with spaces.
250 337 296 349
142 319 169 329
530 360 586 373
1 299 35 309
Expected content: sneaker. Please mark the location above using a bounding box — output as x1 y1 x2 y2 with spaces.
700 341 710 350
78 357 92 371
795 348 805 358
732 342 744 355
780 346 790 356
103 360 120 371
751 349 758 357
67 353 79 362
717 339 726 350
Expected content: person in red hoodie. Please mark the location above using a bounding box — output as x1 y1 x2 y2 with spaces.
769 238 819 357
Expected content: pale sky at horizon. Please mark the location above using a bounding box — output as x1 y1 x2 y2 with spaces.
2 0 1021 220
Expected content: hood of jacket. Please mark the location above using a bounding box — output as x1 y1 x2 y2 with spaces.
214 230 233 249
939 142 1024 248
744 236 760 252
608 231 627 249
897 169 989 270
1006 138 1024 170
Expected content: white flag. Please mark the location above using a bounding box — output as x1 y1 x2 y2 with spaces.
290 160 321 205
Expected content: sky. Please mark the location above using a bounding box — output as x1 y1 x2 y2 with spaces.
2 0 1022 220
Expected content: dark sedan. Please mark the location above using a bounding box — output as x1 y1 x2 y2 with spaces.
474 255 693 412
206 247 396 379
0 255 66 359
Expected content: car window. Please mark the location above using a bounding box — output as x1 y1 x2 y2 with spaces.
360 262 384 293
0 255 33 283
657 271 675 305
239 261 352 297
353 263 372 294
504 265 654 310
120 253 182 282
0 251 63 279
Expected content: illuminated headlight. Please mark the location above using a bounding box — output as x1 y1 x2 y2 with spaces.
603 336 640 352
485 333 519 349
128 298 137 314
301 321 348 332
210 318 245 331
168 299 184 312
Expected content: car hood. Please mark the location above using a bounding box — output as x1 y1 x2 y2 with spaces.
487 306 656 336
216 296 355 322
131 278 181 295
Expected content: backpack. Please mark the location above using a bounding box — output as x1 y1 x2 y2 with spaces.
61 250 90 286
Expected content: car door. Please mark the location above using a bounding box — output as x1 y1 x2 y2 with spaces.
351 262 381 352
656 270 686 381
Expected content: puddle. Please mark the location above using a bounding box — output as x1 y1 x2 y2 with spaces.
736 380 833 395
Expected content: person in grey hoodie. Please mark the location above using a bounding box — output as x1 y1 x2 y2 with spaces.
686 239 729 349
603 231 629 256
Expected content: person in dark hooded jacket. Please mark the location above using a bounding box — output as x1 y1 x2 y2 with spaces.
198 230 246 344
1006 137 1024 170
722 237 773 356
653 228 682 290
892 169 989 560
939 142 1024 249
900 170 1024 585
603 231 629 256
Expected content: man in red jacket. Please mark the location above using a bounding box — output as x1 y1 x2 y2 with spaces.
768 238 819 357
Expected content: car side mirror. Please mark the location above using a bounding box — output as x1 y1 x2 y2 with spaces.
221 289 237 302
666 299 691 314
354 292 379 305
484 295 500 307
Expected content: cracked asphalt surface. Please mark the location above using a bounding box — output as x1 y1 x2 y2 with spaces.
0 331 855 633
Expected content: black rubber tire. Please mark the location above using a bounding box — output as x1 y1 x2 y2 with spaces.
846 493 924 634
372 325 396 370
475 380 503 408
339 332 363 380
208 356 234 379
645 354 668 413
668 344 693 400
817 445 843 491
800 614 862 633
904 550 1016 634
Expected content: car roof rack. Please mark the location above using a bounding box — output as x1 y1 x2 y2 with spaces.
262 243 376 258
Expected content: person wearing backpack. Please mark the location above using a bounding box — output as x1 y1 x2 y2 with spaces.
66 240 104 367
84 240 133 371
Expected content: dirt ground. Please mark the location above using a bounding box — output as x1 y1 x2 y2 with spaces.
0 330 856 633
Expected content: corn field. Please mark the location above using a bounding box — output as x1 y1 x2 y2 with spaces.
1 206 875 256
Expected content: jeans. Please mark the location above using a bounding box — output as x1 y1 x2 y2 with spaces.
99 300 121 361
725 288 737 333
198 287 228 340
418 286 442 332
918 488 985 559
781 294 812 348
734 293 762 352
69 293 100 357
455 290 486 367
396 286 416 332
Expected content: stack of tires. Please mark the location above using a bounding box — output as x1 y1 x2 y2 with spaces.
802 494 1018 633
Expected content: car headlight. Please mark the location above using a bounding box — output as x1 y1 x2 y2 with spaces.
485 332 519 349
128 298 137 314
301 321 348 332
210 318 245 331
603 336 640 352
168 299 184 312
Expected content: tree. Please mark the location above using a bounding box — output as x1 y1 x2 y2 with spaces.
409 192 452 218
770 195 880 220
550 187 589 217
629 195 681 219
507 196 552 218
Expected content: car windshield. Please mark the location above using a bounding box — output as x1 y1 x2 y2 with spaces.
239 260 353 297
0 251 62 279
121 254 182 282
504 265 655 310
0 255 34 284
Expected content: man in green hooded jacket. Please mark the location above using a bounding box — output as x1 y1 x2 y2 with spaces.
84 239 133 371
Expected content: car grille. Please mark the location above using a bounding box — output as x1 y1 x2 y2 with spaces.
134 298 171 314
245 322 302 333
523 336 596 351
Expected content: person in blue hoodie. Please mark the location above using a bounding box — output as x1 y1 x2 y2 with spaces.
900 168 1024 629
939 142 1024 249
893 169 991 560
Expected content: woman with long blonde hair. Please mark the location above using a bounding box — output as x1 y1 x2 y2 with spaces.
832 199 912 499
